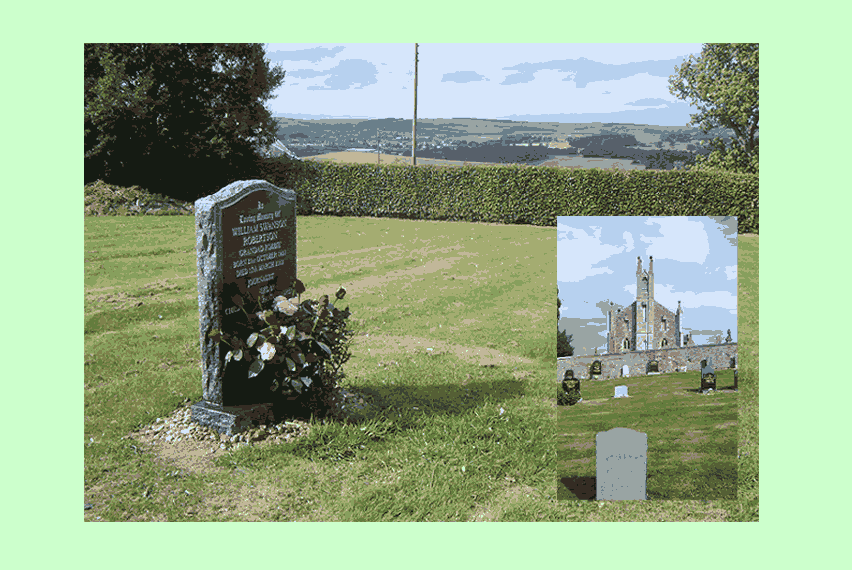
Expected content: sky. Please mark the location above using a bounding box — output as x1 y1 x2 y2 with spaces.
557 216 738 356
261 43 708 126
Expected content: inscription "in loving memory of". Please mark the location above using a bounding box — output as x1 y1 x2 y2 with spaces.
225 201 293 291
230 208 289 285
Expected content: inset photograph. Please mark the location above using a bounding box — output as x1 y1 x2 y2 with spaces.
557 216 738 501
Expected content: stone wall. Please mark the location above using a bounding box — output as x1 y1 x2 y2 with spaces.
557 343 738 382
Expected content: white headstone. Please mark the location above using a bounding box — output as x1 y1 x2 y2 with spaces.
614 385 629 398
596 427 648 500
621 364 629 377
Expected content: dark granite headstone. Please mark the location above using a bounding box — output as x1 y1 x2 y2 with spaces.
648 360 659 373
590 360 602 379
560 370 581 405
191 180 298 435
701 362 717 391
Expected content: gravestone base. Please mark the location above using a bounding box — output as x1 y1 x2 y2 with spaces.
647 372 661 376
191 400 277 436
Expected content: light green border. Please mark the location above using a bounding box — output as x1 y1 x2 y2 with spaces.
11 0 841 564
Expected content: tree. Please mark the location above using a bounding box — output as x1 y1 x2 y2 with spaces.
85 43 288 199
557 288 574 357
557 331 574 358
668 43 758 175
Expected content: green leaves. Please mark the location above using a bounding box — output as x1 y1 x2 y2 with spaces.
208 280 356 404
668 43 758 176
84 43 287 193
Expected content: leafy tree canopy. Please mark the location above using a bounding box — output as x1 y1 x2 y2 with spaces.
668 43 759 176
85 43 287 198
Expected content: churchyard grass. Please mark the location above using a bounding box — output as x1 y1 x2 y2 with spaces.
84 211 558 521
558 368 739 501
83 187 758 521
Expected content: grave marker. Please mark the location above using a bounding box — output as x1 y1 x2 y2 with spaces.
191 180 298 435
648 359 659 374
590 360 602 379
621 364 629 377
596 428 648 500
561 370 582 405
701 361 717 392
613 385 629 398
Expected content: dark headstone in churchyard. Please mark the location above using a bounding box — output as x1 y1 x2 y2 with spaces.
191 180 298 435
648 359 659 374
560 370 581 405
596 428 648 500
590 359 602 379
701 362 717 392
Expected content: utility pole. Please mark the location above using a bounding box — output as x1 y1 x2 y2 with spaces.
412 43 418 167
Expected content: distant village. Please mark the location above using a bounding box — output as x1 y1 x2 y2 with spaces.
261 118 735 170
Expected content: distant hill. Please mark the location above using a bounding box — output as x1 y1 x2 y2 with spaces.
264 117 747 170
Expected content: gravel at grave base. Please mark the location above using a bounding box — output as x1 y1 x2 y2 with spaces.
122 385 386 467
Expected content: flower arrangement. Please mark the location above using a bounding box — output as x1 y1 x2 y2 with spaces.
207 277 355 408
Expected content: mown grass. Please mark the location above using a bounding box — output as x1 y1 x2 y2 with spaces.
83 183 757 521
84 204 558 521
558 368 739 501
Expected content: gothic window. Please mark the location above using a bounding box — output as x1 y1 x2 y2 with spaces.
661 338 668 348
622 338 629 350
662 318 667 331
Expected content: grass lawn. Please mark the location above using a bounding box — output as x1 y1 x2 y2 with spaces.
83 182 758 521
84 207 557 521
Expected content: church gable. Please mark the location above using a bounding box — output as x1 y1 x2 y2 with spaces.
606 256 686 353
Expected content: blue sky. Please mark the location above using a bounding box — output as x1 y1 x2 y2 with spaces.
557 216 738 356
262 43 707 126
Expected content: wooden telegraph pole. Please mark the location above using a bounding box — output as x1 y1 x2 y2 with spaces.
412 43 418 167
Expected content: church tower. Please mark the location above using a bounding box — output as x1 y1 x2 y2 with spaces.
635 256 655 351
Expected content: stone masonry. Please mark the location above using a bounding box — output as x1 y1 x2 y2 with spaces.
557 342 738 382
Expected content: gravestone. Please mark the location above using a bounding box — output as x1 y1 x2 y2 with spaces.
700 361 717 392
191 180 298 435
734 369 738 391
621 364 629 377
590 360 602 380
613 385 629 398
561 370 582 405
648 359 659 374
596 428 648 500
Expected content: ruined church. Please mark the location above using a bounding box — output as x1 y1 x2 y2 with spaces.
606 256 694 354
